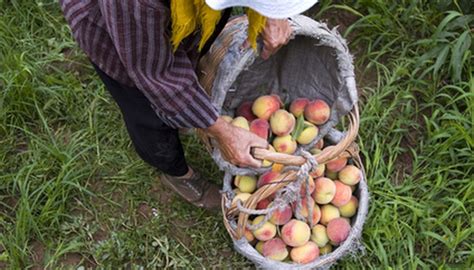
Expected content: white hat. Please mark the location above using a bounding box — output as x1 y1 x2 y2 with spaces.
205 0 319 19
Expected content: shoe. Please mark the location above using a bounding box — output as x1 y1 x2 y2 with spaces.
160 170 221 210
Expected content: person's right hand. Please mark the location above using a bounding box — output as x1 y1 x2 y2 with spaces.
205 117 268 168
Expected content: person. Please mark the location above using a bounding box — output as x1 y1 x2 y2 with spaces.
59 0 318 210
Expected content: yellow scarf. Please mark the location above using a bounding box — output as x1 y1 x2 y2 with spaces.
170 0 266 51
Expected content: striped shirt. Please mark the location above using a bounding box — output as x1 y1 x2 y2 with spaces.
59 0 219 128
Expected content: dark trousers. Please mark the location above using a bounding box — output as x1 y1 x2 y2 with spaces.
93 64 189 177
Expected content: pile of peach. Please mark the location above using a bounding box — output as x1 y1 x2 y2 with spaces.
224 95 362 264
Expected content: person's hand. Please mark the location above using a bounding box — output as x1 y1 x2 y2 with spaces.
260 18 292 60
205 117 268 168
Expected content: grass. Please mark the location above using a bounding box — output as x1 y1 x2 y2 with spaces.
0 0 472 269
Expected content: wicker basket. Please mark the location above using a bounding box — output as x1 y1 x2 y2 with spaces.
197 15 368 269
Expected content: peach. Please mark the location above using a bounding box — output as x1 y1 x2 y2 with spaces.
339 196 359 218
297 122 319 145
293 198 321 224
320 204 340 225
273 135 297 154
331 181 352 207
255 241 265 254
290 241 319 264
231 116 249 130
289 98 310 117
221 115 233 123
327 218 351 245
339 165 362 185
325 170 338 180
257 198 272 210
252 216 277 241
262 145 276 167
257 171 280 188
234 175 258 193
311 224 329 247
231 193 251 206
252 95 282 120
270 109 296 136
319 244 332 255
262 238 288 261
312 177 336 204
326 157 348 172
244 228 255 242
281 219 311 247
236 100 257 122
299 175 315 196
249 119 270 140
269 204 292 225
304 99 330 125
309 163 326 178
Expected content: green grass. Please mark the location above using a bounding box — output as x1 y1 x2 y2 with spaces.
1 0 473 269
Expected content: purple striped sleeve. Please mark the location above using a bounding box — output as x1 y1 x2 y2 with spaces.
97 0 219 129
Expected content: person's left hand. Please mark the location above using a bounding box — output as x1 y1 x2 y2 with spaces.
260 18 292 60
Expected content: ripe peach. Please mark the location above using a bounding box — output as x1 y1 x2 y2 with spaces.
255 241 265 254
309 163 326 178
325 170 338 180
326 157 348 172
252 216 277 241
281 219 311 247
304 99 330 125
257 198 272 210
236 100 257 122
339 165 362 185
311 224 329 247
269 204 292 225
273 135 297 154
296 122 319 145
257 171 281 188
244 228 255 242
252 95 282 120
312 177 336 204
231 116 249 130
293 198 321 224
289 98 310 117
270 109 295 136
320 204 340 225
234 175 258 193
221 115 233 123
262 238 288 261
290 241 319 264
327 218 351 245
319 244 332 255
299 175 315 196
249 119 270 140
331 181 352 207
231 193 251 206
339 196 359 218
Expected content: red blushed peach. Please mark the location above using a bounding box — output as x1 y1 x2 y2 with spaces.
290 241 320 264
289 98 310 117
262 238 289 261
299 175 315 196
250 119 270 140
281 219 311 247
257 198 272 210
319 244 332 255
339 196 359 218
273 135 297 154
270 109 296 136
311 224 329 247
312 177 336 204
231 116 249 130
236 100 257 122
309 163 326 178
304 99 330 125
320 204 340 225
339 165 362 185
252 95 283 120
326 157 348 172
331 181 352 207
257 171 281 188
293 198 320 224
252 216 277 241
327 218 351 245
269 204 292 225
